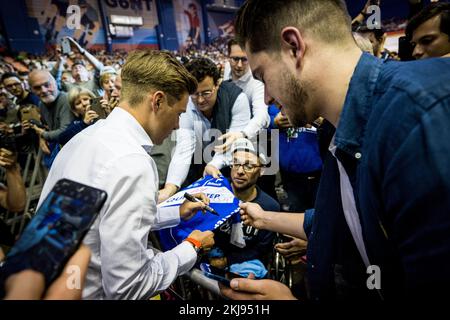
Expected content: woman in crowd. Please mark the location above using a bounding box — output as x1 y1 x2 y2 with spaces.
57 87 98 145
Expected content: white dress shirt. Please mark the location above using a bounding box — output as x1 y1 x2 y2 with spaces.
37 107 197 300
231 69 270 139
166 93 250 187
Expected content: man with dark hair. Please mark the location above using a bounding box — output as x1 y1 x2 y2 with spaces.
406 2 450 59
212 138 279 269
37 50 215 300
220 0 450 301
1 72 39 107
159 58 250 203
213 39 270 152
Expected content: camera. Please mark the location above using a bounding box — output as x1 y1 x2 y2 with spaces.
0 123 34 153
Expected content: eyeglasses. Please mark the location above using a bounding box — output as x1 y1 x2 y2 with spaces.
191 87 216 100
230 56 248 64
230 163 262 173
5 83 21 89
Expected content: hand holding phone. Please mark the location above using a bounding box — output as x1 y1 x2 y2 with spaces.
0 179 107 298
61 38 72 55
200 263 243 287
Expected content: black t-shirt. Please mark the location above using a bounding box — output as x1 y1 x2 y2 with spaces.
214 186 280 266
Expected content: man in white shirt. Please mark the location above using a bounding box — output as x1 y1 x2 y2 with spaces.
37 50 215 300
216 39 270 152
158 58 251 203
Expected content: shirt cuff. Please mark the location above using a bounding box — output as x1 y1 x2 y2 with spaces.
303 208 315 239
170 241 197 275
154 205 181 230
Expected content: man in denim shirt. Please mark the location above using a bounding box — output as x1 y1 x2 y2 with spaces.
220 0 450 301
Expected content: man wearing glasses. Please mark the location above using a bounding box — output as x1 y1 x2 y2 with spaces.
1 72 40 108
215 39 270 153
211 138 280 270
159 58 251 203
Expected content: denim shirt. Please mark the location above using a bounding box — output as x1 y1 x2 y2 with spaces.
306 53 450 301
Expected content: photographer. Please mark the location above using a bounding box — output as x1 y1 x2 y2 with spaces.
56 87 99 145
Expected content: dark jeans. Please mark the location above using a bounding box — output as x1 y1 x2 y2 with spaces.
280 170 321 213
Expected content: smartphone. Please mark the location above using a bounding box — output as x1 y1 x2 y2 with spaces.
398 36 414 61
20 105 41 123
89 97 108 120
0 179 107 297
199 263 243 287
61 37 71 55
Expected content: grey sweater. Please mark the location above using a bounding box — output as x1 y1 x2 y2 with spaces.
40 91 75 142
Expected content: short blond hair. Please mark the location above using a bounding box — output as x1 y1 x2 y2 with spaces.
121 50 197 107
68 87 95 111
99 72 116 88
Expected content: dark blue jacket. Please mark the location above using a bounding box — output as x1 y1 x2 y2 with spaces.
268 105 322 174
57 117 88 145
304 53 450 301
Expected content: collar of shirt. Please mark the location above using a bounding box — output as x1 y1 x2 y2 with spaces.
108 107 154 154
334 53 383 160
188 97 213 126
235 68 253 84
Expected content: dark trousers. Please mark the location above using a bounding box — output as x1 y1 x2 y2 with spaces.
280 169 321 213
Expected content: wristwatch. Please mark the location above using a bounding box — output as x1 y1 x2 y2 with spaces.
184 237 202 254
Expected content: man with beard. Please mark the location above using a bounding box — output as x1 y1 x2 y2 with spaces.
220 0 450 301
27 70 74 155
211 138 279 269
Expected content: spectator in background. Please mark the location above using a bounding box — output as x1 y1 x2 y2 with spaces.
159 58 250 202
1 72 40 107
406 2 450 59
97 67 119 116
269 105 322 213
26 70 74 157
52 37 105 96
355 24 388 59
211 138 279 270
57 87 98 145
217 39 270 150
99 67 117 100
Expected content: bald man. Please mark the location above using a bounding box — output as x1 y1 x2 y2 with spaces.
27 70 74 154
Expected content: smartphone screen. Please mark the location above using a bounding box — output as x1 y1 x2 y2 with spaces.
199 263 243 287
0 179 107 295
61 38 71 55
